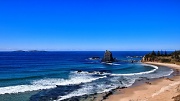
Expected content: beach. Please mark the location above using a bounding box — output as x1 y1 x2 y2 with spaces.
0 52 178 101
105 62 180 101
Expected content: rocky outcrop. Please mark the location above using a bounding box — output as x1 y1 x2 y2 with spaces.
101 50 115 63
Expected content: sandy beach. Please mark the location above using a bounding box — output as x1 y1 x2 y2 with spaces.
105 62 180 101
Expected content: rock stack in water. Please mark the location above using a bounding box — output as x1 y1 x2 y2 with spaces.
101 50 115 63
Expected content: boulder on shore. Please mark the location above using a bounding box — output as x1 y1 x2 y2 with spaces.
101 50 115 63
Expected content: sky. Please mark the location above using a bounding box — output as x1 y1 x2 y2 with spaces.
0 0 180 51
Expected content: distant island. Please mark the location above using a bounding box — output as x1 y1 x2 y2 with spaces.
141 50 180 65
12 50 47 52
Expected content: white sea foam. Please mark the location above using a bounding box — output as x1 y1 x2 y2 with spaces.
105 63 121 65
121 77 137 87
111 64 159 76
146 69 174 79
56 83 116 101
73 71 111 75
161 69 174 77
33 76 106 86
0 84 53 95
0 75 106 95
112 63 121 65
56 85 94 101
55 64 162 101
56 77 136 101
106 63 113 65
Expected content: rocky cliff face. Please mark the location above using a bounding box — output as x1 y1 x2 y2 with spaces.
101 50 115 63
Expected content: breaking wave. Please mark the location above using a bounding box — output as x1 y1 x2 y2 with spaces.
111 64 158 76
0 75 106 95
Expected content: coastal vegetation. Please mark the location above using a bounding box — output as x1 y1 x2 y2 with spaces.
142 50 180 65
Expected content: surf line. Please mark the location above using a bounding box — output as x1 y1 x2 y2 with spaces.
111 64 158 76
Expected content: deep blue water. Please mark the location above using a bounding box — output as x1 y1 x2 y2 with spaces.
0 51 173 101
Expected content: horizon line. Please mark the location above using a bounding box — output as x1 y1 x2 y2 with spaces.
0 50 178 52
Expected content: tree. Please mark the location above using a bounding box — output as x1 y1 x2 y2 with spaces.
151 50 156 56
161 50 164 56
164 51 167 56
157 51 161 56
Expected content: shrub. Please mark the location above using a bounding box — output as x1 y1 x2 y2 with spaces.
160 59 171 63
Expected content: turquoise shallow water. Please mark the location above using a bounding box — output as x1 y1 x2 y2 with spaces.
0 51 173 101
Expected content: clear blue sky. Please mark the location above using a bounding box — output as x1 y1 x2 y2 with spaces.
0 0 180 51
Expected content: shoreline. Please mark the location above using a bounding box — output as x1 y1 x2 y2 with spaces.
65 62 180 101
104 62 180 101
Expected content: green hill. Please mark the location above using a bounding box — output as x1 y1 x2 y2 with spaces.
142 50 180 65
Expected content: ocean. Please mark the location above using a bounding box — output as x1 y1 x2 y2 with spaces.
0 51 173 101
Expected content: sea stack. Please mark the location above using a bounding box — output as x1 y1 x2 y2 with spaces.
101 50 115 63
